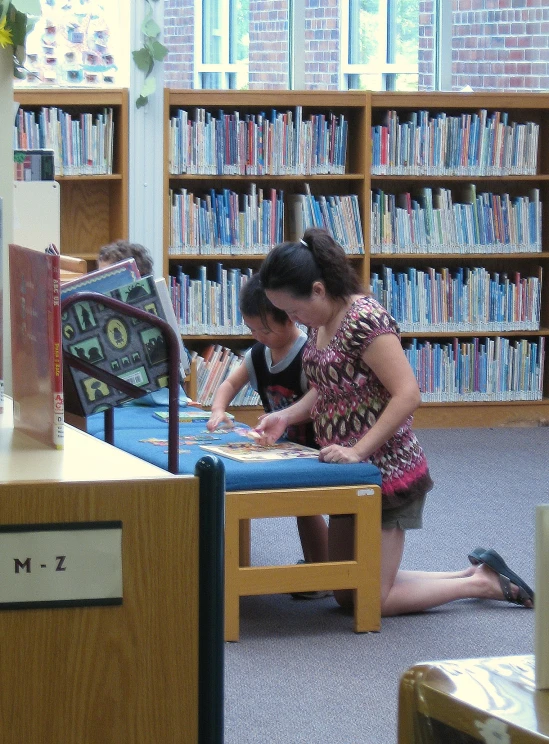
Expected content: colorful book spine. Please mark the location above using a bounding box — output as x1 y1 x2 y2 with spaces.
9 243 64 448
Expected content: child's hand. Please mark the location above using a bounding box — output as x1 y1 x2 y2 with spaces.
254 411 288 445
207 411 233 431
319 444 362 464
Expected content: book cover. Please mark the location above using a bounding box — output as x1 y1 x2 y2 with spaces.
60 258 141 301
154 276 190 376
9 244 64 448
14 149 55 181
62 275 176 416
199 441 319 462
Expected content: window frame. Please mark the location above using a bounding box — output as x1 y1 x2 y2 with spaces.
340 0 419 91
193 0 248 89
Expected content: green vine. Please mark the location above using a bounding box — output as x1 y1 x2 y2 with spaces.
0 0 41 78
132 0 168 108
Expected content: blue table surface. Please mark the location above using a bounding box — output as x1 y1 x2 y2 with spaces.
88 405 382 492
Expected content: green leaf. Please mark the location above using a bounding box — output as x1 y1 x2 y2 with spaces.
132 47 152 72
10 0 41 15
142 16 161 38
9 9 28 48
136 95 148 109
147 39 168 62
140 75 156 98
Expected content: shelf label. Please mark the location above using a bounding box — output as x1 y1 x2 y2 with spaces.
0 521 122 609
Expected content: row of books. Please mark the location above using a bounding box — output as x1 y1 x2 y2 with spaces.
371 109 539 175
169 264 254 335
370 266 542 332
169 185 284 255
370 187 542 254
13 106 115 176
289 189 364 254
191 346 261 407
168 185 364 256
168 107 348 175
404 337 545 402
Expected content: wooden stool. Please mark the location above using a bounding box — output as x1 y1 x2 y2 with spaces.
224 483 382 641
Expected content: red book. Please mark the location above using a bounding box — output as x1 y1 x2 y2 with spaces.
9 244 64 448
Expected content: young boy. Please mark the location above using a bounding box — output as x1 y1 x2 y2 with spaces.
207 273 329 577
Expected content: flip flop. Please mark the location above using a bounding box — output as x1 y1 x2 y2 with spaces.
468 546 487 565
473 548 534 607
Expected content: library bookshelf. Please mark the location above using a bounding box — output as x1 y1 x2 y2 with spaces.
370 92 549 428
14 88 129 265
164 90 549 429
163 89 368 424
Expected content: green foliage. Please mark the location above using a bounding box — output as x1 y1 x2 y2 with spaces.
0 0 41 78
133 0 169 108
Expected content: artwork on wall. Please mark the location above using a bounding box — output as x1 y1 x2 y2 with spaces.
16 0 125 87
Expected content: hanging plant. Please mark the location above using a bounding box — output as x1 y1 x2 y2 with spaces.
0 0 41 78
132 0 168 108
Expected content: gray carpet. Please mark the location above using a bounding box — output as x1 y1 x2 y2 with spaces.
224 426 549 744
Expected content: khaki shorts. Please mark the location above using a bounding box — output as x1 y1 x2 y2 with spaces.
381 492 427 530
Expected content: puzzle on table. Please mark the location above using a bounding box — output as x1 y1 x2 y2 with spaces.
199 441 319 462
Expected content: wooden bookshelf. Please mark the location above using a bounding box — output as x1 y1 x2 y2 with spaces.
163 89 369 418
15 89 129 265
370 91 549 427
164 89 549 428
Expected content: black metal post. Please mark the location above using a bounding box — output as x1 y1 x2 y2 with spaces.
195 455 225 744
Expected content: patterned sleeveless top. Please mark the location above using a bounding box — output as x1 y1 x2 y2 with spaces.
302 296 432 505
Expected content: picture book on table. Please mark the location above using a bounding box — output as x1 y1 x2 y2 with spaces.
60 258 141 301
199 441 319 462
9 243 64 448
62 275 178 416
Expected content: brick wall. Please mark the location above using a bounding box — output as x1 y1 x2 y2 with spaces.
418 1 436 90
248 0 289 89
164 0 194 88
164 0 549 92
303 0 340 90
419 0 549 92
453 0 549 91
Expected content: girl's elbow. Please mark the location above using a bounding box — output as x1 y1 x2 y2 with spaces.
409 385 422 411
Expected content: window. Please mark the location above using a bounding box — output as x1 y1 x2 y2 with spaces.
342 0 420 91
195 0 249 89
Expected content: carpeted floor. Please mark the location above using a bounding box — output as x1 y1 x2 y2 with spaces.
224 426 548 744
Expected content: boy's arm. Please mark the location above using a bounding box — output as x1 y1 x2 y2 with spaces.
207 363 251 430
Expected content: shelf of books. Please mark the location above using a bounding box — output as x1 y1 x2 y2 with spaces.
369 92 549 427
164 90 369 419
14 88 129 264
164 90 549 428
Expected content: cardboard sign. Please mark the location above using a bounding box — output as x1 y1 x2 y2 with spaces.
0 521 122 609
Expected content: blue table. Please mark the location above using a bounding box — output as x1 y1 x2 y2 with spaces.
89 404 383 640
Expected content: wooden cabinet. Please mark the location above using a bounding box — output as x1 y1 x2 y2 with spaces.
15 89 129 264
163 89 549 428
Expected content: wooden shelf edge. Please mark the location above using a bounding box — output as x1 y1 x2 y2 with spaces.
414 399 549 428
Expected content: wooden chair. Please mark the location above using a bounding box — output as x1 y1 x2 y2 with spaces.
224 483 382 642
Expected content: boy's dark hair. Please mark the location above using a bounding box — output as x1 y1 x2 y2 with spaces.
98 240 154 276
239 273 289 328
259 227 362 300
